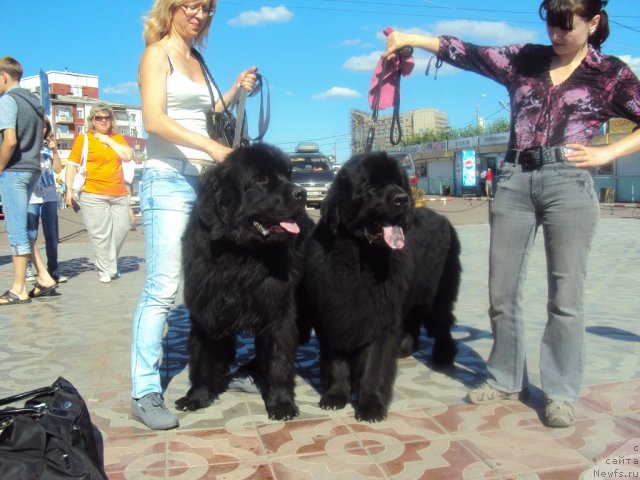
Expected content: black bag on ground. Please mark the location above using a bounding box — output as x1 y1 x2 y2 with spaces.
0 376 107 480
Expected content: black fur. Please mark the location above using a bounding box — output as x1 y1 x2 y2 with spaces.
176 143 313 421
298 151 461 422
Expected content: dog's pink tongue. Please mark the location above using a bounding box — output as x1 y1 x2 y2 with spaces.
280 221 300 234
383 225 405 249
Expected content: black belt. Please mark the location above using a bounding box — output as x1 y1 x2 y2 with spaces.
504 147 568 168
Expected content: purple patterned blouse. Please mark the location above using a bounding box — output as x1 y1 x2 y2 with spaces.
437 35 640 149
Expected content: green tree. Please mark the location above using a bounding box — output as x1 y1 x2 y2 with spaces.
400 118 510 147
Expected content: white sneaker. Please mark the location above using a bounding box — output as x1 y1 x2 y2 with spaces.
53 273 69 283
25 266 38 283
99 273 112 283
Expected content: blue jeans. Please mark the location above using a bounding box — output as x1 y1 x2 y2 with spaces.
487 161 599 402
0 171 38 256
27 201 59 274
131 168 198 399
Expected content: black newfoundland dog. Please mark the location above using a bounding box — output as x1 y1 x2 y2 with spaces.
298 151 461 422
176 143 313 421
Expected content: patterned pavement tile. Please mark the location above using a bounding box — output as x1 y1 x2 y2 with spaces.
257 417 362 458
580 379 640 414
460 428 592 478
344 409 447 445
425 402 539 435
370 439 500 480
269 449 385 480
527 415 640 464
2 219 639 479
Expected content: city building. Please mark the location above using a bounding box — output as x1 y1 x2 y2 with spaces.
393 121 640 202
350 107 448 154
21 70 145 164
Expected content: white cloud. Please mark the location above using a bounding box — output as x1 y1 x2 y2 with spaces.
340 39 373 49
312 87 361 100
617 55 640 76
375 27 432 42
102 81 138 95
345 21 534 78
341 39 363 47
228 5 293 27
432 20 536 45
343 52 382 72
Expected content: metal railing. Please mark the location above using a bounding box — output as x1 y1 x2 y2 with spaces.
593 175 640 203
418 177 453 196
415 175 640 202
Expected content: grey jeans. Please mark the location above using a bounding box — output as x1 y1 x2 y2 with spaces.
487 161 599 402
79 192 130 276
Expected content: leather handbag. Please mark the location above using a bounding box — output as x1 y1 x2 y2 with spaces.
0 377 107 480
191 49 270 148
71 133 89 200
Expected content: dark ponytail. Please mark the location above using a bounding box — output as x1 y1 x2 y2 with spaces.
539 0 610 50
589 8 609 50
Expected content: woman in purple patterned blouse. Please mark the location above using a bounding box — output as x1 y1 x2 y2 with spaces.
384 0 640 428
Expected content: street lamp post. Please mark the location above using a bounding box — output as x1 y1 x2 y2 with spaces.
476 93 487 129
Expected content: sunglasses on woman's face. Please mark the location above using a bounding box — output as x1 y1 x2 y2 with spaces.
94 115 111 122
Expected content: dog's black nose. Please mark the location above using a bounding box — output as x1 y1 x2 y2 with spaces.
393 192 410 208
292 186 307 201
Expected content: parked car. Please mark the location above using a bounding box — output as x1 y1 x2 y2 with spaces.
388 152 427 206
290 142 335 208
129 168 143 216
388 152 418 185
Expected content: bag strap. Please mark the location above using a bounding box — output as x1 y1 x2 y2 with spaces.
191 48 243 148
80 133 88 168
191 48 269 147
191 48 234 118
0 384 57 408
0 406 47 417
233 74 270 146
365 50 410 153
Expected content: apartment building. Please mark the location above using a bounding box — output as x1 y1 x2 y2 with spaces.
350 107 448 154
21 70 145 163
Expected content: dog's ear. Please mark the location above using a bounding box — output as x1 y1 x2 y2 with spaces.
197 168 229 241
400 162 416 222
321 168 351 234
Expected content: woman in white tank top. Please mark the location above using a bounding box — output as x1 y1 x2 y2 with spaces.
130 0 258 431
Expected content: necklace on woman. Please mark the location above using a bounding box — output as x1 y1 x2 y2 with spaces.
166 39 192 68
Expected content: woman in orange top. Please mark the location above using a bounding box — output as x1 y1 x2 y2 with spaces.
65 103 134 283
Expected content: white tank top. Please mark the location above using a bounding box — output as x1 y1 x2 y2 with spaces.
145 53 217 163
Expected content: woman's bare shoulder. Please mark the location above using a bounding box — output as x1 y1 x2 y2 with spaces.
140 42 170 67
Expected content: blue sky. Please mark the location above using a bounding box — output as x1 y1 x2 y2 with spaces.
3 0 639 162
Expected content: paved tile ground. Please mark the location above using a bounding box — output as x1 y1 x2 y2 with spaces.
0 204 639 479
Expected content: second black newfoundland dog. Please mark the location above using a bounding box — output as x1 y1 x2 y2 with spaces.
176 143 312 421
298 151 461 422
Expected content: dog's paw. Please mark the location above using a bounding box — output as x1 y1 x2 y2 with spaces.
398 334 416 358
431 339 457 368
319 392 348 411
174 387 214 411
267 401 299 421
355 400 388 423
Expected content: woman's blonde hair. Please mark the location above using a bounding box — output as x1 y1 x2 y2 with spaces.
142 0 215 47
87 103 115 134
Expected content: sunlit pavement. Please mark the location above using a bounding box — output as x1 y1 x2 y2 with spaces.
0 209 638 479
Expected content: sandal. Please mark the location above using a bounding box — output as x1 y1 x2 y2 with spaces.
0 290 32 306
28 282 58 298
